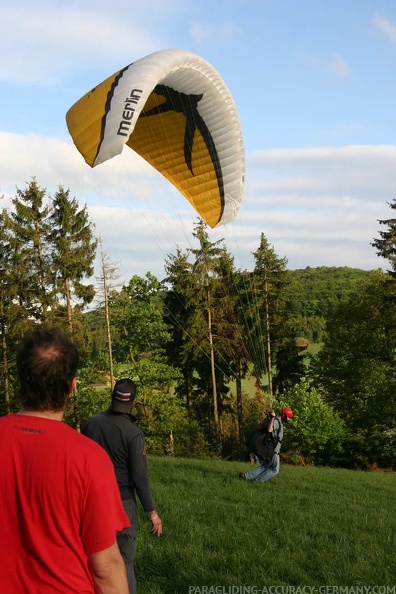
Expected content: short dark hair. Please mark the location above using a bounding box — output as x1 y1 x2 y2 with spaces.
16 326 79 411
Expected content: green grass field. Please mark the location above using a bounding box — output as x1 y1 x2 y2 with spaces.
135 457 395 593
225 343 323 400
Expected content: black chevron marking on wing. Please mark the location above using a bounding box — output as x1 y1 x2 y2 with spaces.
141 84 225 224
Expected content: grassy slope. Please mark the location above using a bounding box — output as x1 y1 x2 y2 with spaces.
135 457 395 593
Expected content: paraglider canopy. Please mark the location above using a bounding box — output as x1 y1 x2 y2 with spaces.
66 49 244 228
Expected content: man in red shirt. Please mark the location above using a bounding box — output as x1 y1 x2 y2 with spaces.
0 326 130 594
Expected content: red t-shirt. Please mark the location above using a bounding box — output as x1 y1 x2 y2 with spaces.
0 414 130 594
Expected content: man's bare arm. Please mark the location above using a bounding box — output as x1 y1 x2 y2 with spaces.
88 542 128 594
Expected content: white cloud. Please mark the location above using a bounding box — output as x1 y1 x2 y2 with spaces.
90 205 199 281
0 3 178 85
0 131 159 197
328 53 350 79
373 14 396 43
249 145 396 201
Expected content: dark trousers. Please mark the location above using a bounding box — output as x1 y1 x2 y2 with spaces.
117 498 138 594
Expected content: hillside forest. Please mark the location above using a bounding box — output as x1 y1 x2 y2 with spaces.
1 180 395 470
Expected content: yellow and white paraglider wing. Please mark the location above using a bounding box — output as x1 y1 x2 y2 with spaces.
66 49 244 228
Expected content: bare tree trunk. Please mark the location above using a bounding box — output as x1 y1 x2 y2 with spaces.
35 223 49 323
264 273 273 396
236 367 244 455
185 368 193 418
65 277 73 334
105 287 114 391
64 278 80 429
100 245 114 391
97 239 123 390
1 303 10 414
207 288 220 444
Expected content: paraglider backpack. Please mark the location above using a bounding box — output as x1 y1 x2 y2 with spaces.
250 417 281 461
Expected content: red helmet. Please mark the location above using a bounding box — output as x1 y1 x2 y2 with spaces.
282 407 294 420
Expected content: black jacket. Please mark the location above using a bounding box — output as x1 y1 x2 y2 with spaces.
82 409 155 510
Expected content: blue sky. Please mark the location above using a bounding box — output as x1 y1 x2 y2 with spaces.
1 0 395 283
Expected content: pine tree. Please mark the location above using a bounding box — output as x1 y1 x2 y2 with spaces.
212 252 251 451
49 186 97 332
164 247 197 417
371 198 396 277
7 179 54 324
164 239 251 452
0 207 15 413
250 233 289 397
188 220 226 444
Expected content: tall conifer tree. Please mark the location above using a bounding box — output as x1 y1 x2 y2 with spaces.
7 179 54 324
250 233 289 397
164 248 197 417
188 220 225 444
371 198 396 277
0 207 16 413
48 186 97 332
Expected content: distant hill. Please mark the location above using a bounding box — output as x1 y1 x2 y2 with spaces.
286 266 372 342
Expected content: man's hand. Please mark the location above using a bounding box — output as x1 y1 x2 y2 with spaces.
149 511 163 537
267 411 276 434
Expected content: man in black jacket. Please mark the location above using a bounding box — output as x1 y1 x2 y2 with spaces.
82 378 162 594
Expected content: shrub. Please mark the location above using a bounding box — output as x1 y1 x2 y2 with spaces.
278 378 346 465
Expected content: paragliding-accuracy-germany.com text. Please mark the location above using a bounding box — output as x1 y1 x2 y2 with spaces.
187 587 395 594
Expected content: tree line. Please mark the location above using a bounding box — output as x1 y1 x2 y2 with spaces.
1 179 395 469
286 266 372 342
